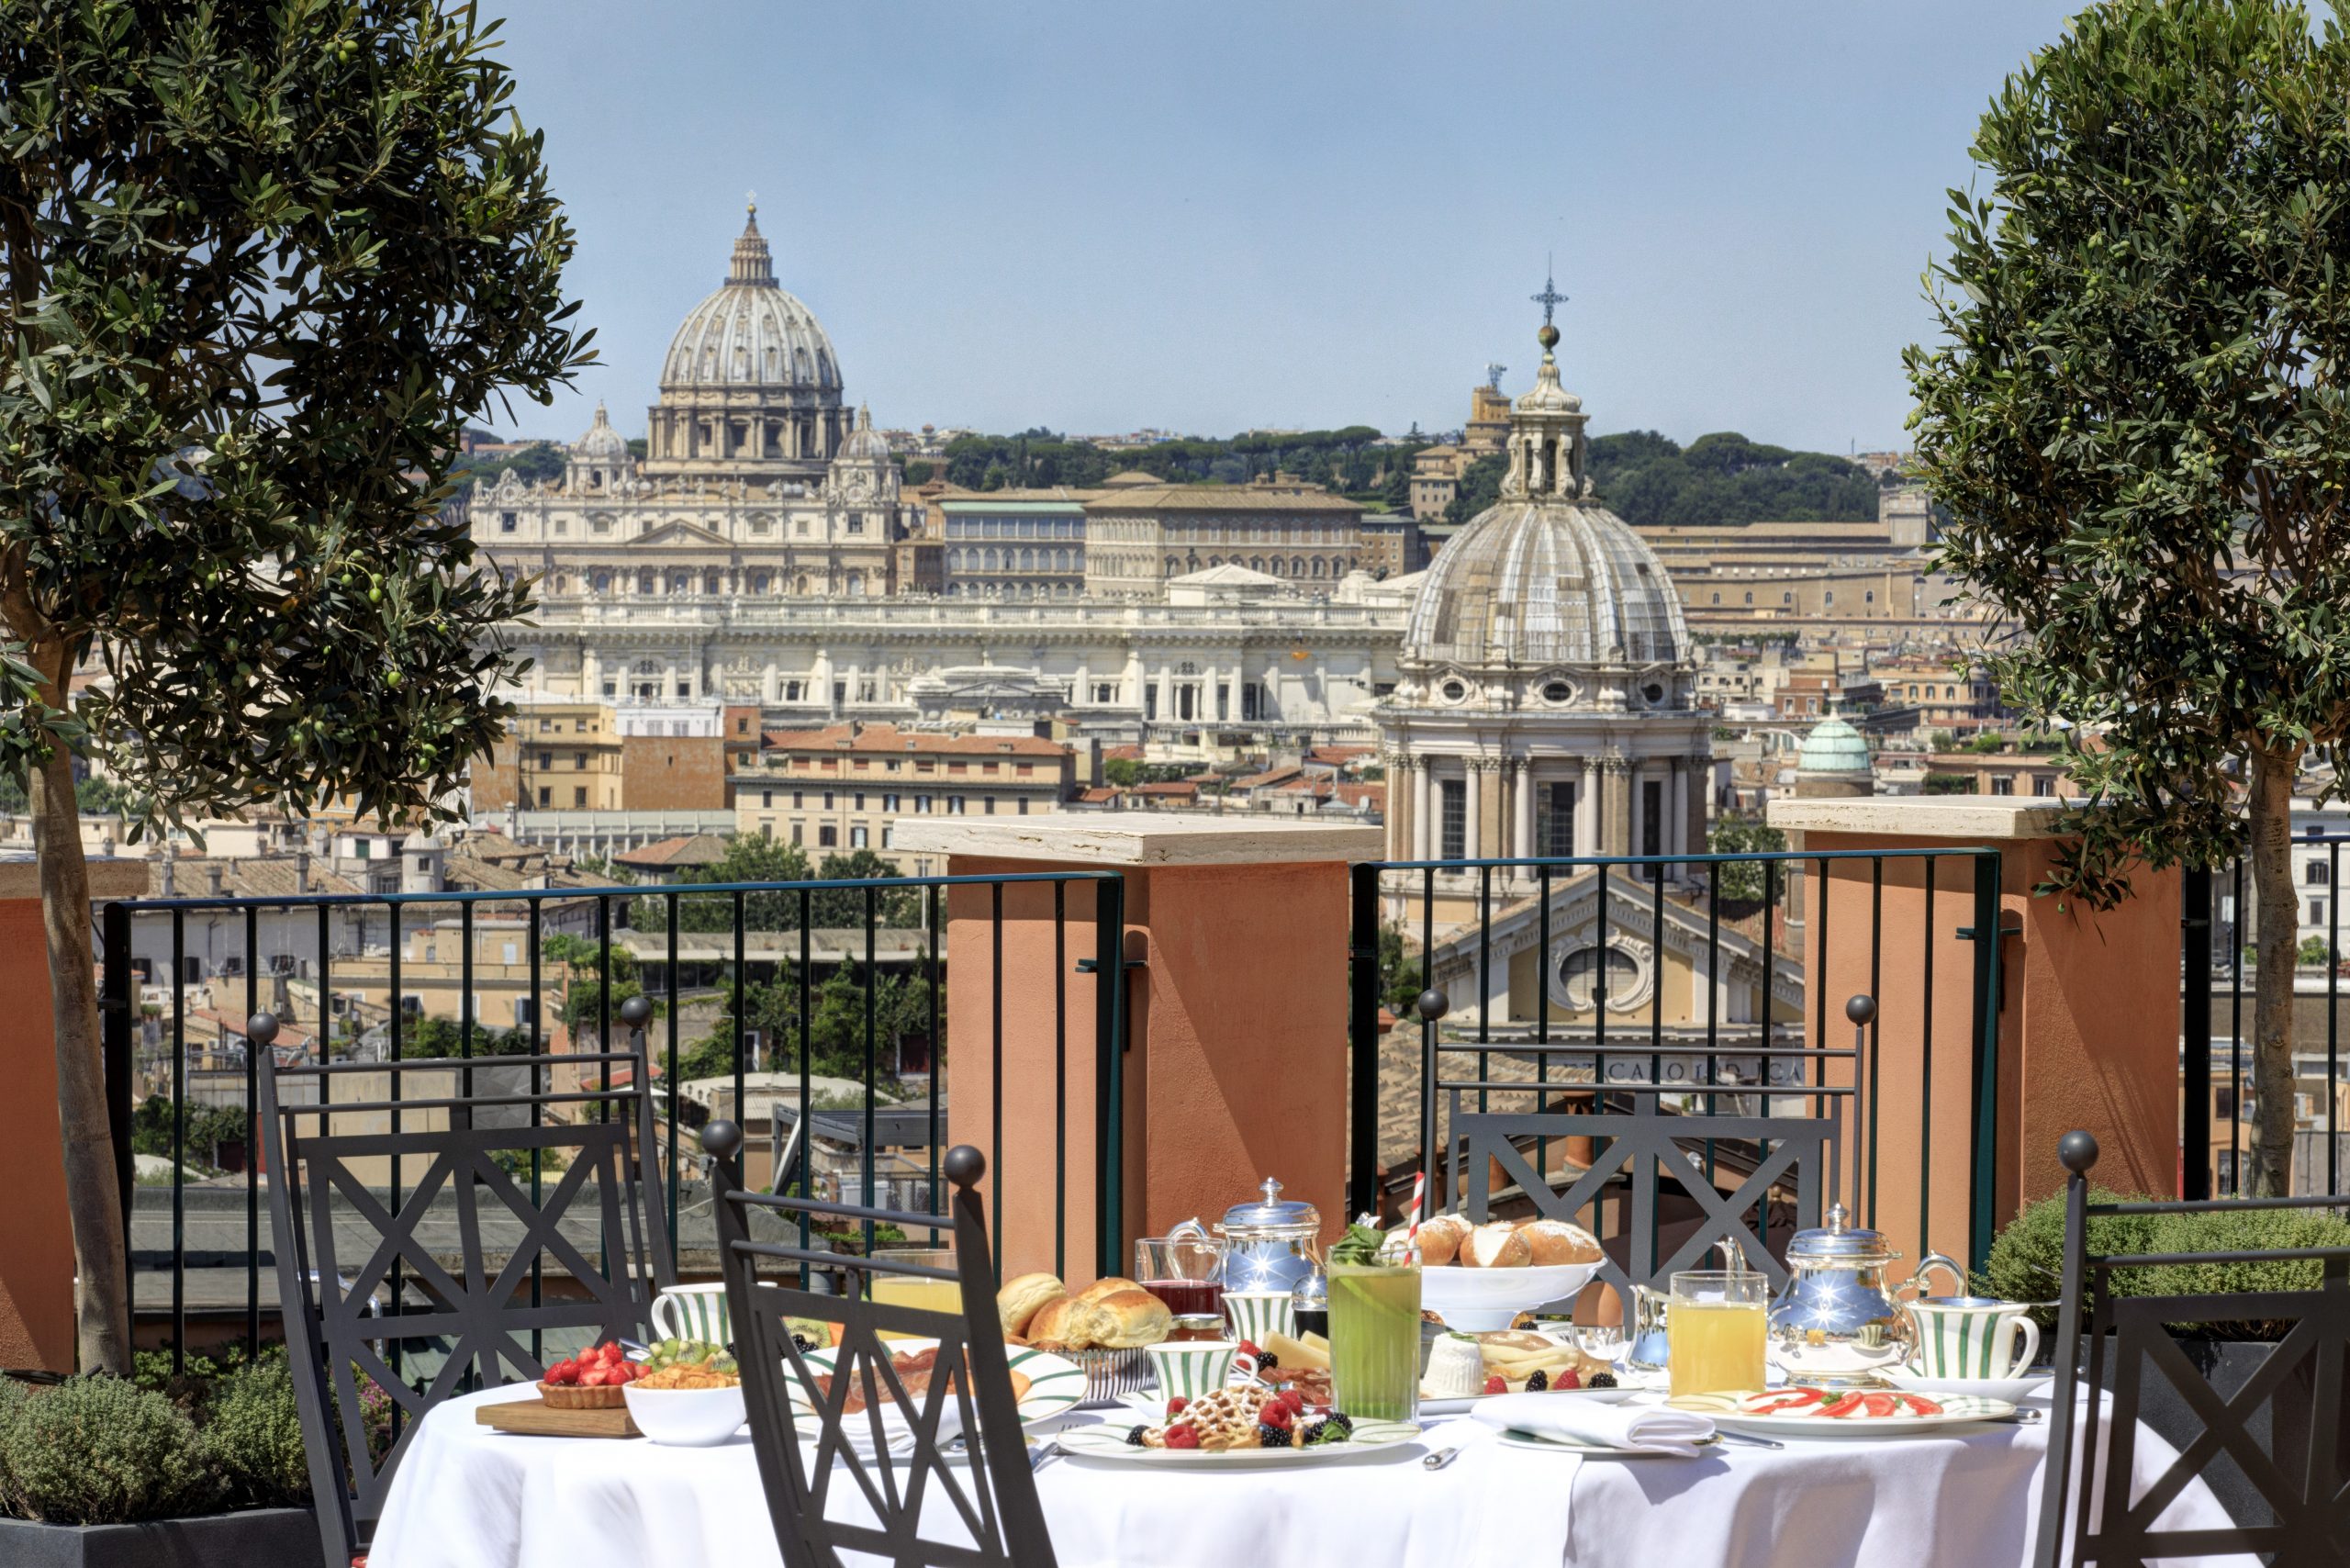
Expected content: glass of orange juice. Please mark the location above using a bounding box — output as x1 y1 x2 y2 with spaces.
1666 1270 1768 1397
870 1249 964 1339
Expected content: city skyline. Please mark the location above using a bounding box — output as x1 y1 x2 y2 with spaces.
485 0 2078 454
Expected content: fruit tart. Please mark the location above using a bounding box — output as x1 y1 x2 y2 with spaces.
539 1339 644 1409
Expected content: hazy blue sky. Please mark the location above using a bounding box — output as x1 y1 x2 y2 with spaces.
485 1 2079 454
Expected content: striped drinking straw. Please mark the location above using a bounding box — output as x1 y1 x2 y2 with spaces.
1404 1171 1426 1256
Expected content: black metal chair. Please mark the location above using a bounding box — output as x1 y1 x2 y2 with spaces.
2035 1129 2350 1567
254 998 676 1568
703 1119 1056 1568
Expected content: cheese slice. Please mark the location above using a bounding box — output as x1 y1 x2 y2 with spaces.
1264 1330 1331 1371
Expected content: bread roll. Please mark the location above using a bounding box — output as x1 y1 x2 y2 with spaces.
996 1271 1064 1338
1517 1219 1603 1267
1024 1294 1100 1350
1414 1214 1473 1266
1460 1222 1532 1268
1078 1275 1144 1305
1087 1287 1173 1349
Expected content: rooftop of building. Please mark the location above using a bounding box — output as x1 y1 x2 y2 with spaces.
757 722 1069 758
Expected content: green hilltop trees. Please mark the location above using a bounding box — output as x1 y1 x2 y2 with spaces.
0 2 588 1368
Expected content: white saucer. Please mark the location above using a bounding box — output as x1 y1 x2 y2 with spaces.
1883 1367 2052 1405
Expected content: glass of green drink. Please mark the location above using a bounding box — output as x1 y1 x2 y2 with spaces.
1329 1247 1421 1424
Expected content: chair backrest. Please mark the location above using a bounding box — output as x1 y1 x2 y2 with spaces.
2034 1130 2350 1568
1456 1105 1833 1317
704 1120 1056 1568
254 1005 675 1568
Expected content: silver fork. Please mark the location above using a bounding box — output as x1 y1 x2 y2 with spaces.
1028 1439 1065 1473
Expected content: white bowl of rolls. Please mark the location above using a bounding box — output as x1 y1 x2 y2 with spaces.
1405 1215 1605 1332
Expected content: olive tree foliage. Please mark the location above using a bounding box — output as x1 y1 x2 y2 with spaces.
1904 0 2350 1194
0 0 588 1369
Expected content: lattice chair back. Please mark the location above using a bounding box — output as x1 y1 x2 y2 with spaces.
254 999 676 1568
1454 1105 1833 1321
704 1120 1057 1568
2034 1130 2350 1568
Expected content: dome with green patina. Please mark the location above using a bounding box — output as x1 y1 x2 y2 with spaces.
1796 713 1872 779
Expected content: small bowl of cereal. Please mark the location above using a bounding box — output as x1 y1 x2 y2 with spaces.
621 1340 745 1447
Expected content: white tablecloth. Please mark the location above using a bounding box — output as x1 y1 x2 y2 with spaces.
370 1386 2253 1568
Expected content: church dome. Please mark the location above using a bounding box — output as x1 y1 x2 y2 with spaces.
1403 328 1687 672
660 206 840 392
1796 712 1872 777
572 400 630 461
837 405 890 461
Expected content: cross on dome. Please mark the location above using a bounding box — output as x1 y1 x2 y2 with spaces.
1530 260 1566 329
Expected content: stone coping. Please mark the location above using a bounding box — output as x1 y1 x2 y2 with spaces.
891 813 1384 867
0 857 150 901
1765 795 2082 840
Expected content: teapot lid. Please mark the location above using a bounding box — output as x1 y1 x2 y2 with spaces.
1219 1177 1320 1232
1786 1203 1896 1262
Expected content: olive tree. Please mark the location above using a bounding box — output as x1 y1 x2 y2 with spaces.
1906 0 2350 1194
0 1 587 1370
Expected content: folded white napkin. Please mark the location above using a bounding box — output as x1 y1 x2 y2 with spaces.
1471 1393 1714 1457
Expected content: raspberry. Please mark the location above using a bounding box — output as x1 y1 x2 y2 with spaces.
1259 1400 1295 1428
1125 1425 1148 1448
1166 1395 1188 1416
1237 1340 1262 1361
1164 1425 1201 1450
1483 1375 1507 1395
1256 1423 1292 1448
1527 1370 1548 1392
1278 1388 1307 1413
1555 1368 1580 1390
1587 1372 1618 1389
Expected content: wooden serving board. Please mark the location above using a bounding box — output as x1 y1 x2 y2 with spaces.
476 1396 641 1439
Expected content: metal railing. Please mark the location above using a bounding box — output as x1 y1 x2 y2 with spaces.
1348 846 2007 1271
2185 833 2350 1199
98 869 1126 1373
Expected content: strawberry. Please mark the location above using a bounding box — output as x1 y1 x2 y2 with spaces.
1164 1424 1201 1450
1166 1395 1189 1416
600 1341 624 1363
1483 1375 1507 1395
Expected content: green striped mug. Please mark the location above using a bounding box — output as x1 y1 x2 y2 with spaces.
1904 1296 2040 1381
650 1283 733 1348
1146 1339 1260 1401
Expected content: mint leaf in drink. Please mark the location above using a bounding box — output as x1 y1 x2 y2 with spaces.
1327 1223 1388 1266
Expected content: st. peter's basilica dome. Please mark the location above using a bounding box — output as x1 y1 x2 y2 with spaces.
660 206 841 392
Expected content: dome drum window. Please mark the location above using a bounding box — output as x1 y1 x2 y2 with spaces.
1540 678 1575 705
1439 678 1469 704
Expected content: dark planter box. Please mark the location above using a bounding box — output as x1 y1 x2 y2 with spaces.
0 1507 318 1568
2111 1339 2350 1531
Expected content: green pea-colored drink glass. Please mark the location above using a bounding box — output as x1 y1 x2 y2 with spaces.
1328 1257 1421 1423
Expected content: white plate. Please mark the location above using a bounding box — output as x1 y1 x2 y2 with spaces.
1710 1393 2016 1439
1419 1261 1602 1332
1417 1384 1639 1415
1058 1417 1421 1467
1884 1367 2052 1405
789 1339 1086 1432
1495 1429 1720 1458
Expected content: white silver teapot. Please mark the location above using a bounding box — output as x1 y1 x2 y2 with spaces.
1766 1204 1964 1387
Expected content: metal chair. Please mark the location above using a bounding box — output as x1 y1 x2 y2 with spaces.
2035 1130 2350 1567
703 1119 1056 1568
255 998 676 1568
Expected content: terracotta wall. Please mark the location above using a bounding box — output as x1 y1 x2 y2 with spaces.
621 734 727 811
0 891 73 1372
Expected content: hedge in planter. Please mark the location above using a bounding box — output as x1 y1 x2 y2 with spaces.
0 1376 212 1526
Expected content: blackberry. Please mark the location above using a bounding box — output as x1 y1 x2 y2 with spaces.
1256 1351 1279 1372
1256 1422 1292 1449
1587 1372 1617 1389
1315 1411 1354 1442
790 1334 816 1352
1526 1370 1549 1392
1125 1425 1148 1448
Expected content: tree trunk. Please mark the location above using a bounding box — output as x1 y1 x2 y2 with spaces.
2249 742 2303 1198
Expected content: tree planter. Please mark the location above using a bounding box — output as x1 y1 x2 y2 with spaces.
2106 1339 2350 1531
0 1507 318 1568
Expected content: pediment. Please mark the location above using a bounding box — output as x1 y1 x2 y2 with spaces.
626 519 732 548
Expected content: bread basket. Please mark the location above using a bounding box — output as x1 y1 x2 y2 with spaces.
1059 1346 1152 1407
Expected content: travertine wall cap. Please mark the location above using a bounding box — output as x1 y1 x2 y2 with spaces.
1766 796 2082 841
0 857 150 901
891 814 1385 867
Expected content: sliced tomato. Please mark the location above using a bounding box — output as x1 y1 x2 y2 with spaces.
1892 1393 1944 1417
1743 1388 1832 1416
1817 1392 1874 1418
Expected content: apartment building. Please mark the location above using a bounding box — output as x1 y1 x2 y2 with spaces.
479 700 624 812
732 722 1076 872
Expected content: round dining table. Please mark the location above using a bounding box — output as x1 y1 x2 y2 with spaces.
369 1384 2253 1568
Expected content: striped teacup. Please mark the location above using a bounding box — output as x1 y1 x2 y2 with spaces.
650 1283 733 1348
1147 1339 1259 1401
1904 1296 2040 1381
1221 1290 1294 1348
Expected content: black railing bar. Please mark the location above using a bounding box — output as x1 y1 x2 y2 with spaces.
2229 857 2244 1199
664 891 679 1260
386 897 403 1415
2333 841 2341 1198
1867 857 1883 1226
526 897 543 1362
733 890 748 1221
460 899 475 1098
278 1091 645 1115
1757 855 1776 1262
244 901 261 1360
1054 879 1067 1278
2090 1195 2350 1216
928 884 943 1241
1920 858 1937 1249
1434 1079 1858 1097
733 1190 951 1229
1421 863 1437 1212
1706 856 1720 1183
1537 861 1551 1180
796 886 811 1279
2091 1247 2350 1267
1478 863 1492 1117
1813 855 1828 1127
118 868 1125 913
726 1240 959 1279
171 905 185 1376
1425 1042 1852 1060
277 1050 650 1075
1364 848 2001 872
861 884 876 1258
991 881 1005 1269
